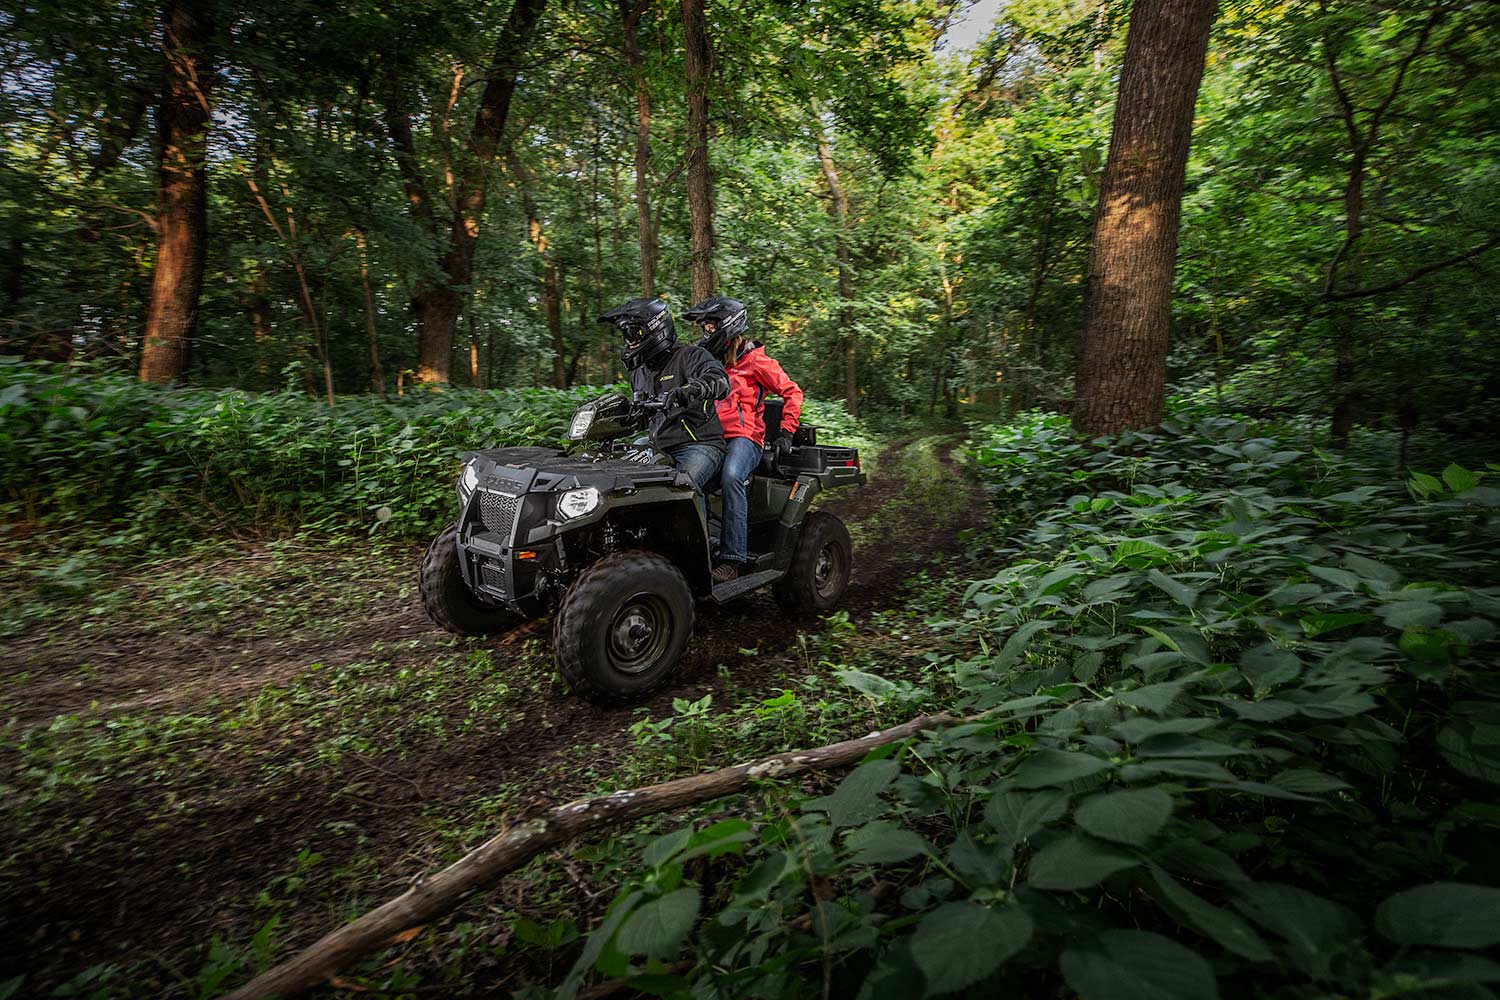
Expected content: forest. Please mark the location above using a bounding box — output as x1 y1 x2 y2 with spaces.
2 0 1499 996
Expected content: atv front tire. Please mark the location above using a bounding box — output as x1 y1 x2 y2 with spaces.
420 522 526 637
554 550 694 706
773 511 852 612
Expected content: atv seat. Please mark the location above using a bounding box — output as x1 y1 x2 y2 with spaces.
755 398 817 478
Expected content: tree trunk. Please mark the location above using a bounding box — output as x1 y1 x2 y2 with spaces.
248 263 272 384
139 0 214 384
621 0 657 297
388 0 546 384
815 129 857 417
683 0 715 303
509 151 567 388
353 229 386 396
1071 0 1216 437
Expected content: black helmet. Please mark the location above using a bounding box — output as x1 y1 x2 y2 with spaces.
598 298 676 370
683 296 749 358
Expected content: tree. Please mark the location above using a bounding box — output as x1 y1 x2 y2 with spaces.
138 0 216 383
385 0 548 384
683 0 715 303
1072 0 1217 437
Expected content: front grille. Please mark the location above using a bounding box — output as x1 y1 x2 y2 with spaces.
479 489 520 539
481 563 508 593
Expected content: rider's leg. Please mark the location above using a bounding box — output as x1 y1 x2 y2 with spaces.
719 436 761 566
668 443 723 490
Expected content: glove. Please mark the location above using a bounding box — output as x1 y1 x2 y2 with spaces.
665 385 695 410
770 428 793 460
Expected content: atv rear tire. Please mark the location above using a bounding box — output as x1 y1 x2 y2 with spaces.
420 522 526 637
773 511 852 612
554 550 694 706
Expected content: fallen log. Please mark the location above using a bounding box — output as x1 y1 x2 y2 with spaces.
220 712 958 1000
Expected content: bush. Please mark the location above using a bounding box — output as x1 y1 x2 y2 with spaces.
0 359 873 548
558 409 1500 999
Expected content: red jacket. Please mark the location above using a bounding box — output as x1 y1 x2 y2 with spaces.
715 343 803 445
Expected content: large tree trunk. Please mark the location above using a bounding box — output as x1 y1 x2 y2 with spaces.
815 130 857 416
388 0 547 384
683 0 715 303
1071 0 1216 437
139 0 214 384
621 0 657 297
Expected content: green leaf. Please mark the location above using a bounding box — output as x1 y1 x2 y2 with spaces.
614 887 700 958
1443 464 1480 494
1409 471 1444 497
1150 869 1274 962
643 828 693 868
911 902 1034 996
847 823 928 865
1239 643 1301 687
1112 540 1173 567
1268 769 1349 794
1377 883 1500 949
1075 787 1174 845
1146 570 1200 608
805 759 899 827
1308 565 1362 591
1010 749 1112 789
985 788 1068 844
1300 612 1374 638
1380 601 1443 629
1233 883 1358 956
1116 680 1187 714
996 620 1053 669
1061 930 1220 1000
1027 834 1139 890
837 668 898 700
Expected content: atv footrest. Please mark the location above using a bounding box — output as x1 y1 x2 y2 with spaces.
710 568 781 604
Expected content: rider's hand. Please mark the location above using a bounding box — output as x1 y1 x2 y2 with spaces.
770 428 793 460
665 386 694 410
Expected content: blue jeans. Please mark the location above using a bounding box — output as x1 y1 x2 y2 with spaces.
718 436 762 564
669 443 724 491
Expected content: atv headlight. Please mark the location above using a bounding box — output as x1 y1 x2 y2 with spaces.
459 462 479 500
557 487 600 519
568 407 595 440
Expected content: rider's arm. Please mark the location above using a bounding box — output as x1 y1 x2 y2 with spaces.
674 347 730 404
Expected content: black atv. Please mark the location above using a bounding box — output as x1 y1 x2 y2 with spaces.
418 392 865 704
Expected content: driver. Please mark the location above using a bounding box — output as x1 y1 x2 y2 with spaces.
598 298 729 490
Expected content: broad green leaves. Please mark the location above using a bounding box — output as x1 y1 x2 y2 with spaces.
912 902 1033 995
615 888 700 957
1010 749 1112 788
1376 884 1500 949
1074 787 1174 845
1027 834 1139 890
1061 930 1220 1000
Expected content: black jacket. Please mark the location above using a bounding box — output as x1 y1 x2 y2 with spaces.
629 343 730 452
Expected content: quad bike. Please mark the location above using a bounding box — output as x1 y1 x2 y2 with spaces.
418 392 865 704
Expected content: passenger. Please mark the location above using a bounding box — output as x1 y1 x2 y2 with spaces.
684 296 803 584
597 298 728 490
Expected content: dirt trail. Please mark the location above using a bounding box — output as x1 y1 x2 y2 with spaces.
0 435 988 994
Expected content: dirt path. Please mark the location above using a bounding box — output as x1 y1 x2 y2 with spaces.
0 435 987 995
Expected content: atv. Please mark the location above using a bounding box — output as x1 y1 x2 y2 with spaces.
418 392 865 704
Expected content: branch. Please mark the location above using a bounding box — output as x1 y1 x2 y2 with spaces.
218 712 960 1000
1324 232 1500 302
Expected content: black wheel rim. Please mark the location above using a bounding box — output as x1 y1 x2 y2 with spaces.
812 541 846 600
608 592 673 675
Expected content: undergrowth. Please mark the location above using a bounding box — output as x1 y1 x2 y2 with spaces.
525 409 1500 1000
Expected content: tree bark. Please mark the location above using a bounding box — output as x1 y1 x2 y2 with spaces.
354 229 386 396
621 0 657 297
509 151 567 388
386 0 547 384
815 129 857 416
1071 0 1216 437
219 713 958 1000
683 0 715 303
139 0 214 384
